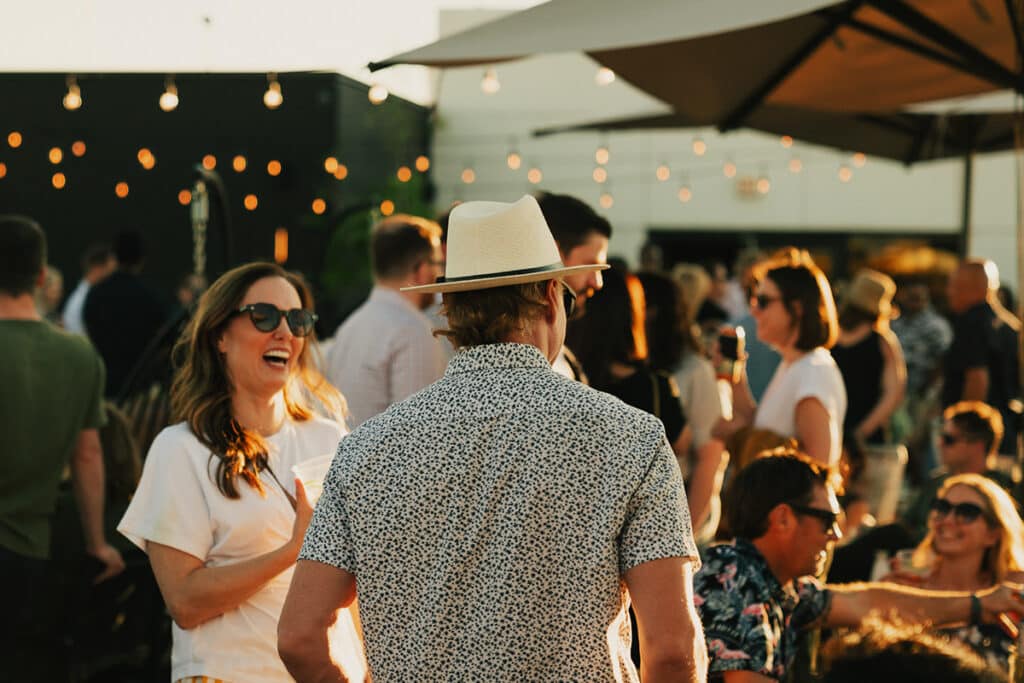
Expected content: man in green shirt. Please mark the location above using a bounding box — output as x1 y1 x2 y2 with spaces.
0 215 124 675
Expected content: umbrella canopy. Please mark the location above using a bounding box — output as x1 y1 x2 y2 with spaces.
372 0 1023 130
533 106 1020 165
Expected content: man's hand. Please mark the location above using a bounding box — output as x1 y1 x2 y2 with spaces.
978 582 1024 622
87 542 125 583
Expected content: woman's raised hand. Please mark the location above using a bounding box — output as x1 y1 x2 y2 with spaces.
289 478 315 554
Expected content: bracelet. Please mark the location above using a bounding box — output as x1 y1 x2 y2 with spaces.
970 593 982 625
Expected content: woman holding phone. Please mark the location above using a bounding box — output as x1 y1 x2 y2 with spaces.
716 248 846 466
118 262 365 683
883 474 1024 674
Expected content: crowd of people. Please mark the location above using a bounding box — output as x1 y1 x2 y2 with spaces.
2 188 1024 682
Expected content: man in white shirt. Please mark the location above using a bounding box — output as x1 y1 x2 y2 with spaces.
325 215 447 427
535 192 611 382
62 243 115 335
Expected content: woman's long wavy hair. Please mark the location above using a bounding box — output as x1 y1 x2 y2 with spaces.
913 474 1024 582
170 262 346 499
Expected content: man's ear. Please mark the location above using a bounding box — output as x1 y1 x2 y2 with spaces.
34 267 47 289
766 502 792 536
545 279 560 323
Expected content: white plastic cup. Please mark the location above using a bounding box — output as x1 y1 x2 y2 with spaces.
291 453 335 504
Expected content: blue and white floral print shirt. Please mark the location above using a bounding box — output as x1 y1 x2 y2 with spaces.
695 539 831 681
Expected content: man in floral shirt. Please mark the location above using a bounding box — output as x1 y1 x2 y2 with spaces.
695 448 1024 682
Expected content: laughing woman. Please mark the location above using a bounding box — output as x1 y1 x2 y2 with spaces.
118 263 365 683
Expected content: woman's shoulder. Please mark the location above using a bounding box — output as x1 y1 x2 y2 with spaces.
291 413 347 441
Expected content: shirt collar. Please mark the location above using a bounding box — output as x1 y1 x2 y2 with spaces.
445 343 552 376
369 285 421 314
734 538 791 603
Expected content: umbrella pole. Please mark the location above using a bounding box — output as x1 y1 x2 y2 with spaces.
959 149 974 257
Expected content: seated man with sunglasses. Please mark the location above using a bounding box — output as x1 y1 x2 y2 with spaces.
696 446 1024 683
280 196 707 682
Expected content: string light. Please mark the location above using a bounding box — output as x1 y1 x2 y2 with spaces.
202 154 216 170
243 194 258 210
506 150 522 170
655 164 671 182
137 148 155 170
63 76 82 111
756 175 771 194
52 172 66 189
723 160 737 178
595 67 616 86
380 199 396 216
527 167 543 184
396 166 412 182
7 131 22 148
267 160 282 176
678 185 692 203
592 167 608 183
115 182 129 198
232 155 247 172
481 68 500 95
263 73 283 109
599 190 614 209
461 167 476 184
692 137 707 156
71 141 86 157
595 146 610 165
311 198 327 215
333 164 348 180
415 155 430 172
780 135 794 148
852 152 867 168
838 164 853 182
0 163 6 179
368 83 388 105
48 147 63 165
159 77 179 112
178 189 192 205
324 156 339 174
274 228 289 264
788 156 803 173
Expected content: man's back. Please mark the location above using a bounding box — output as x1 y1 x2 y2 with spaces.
83 270 167 399
303 343 696 681
325 287 445 426
0 320 105 558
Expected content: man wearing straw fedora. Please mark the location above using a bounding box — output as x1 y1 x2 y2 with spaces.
279 195 707 682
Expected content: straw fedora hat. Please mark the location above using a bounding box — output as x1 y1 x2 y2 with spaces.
402 195 608 294
842 268 896 317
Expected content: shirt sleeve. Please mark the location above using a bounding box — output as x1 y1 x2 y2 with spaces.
83 346 107 430
791 578 832 630
618 431 699 574
694 555 763 674
299 444 356 573
117 428 214 560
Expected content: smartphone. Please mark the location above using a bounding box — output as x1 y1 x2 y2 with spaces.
715 326 746 382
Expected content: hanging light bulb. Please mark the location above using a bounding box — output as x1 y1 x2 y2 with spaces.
595 145 610 165
655 164 671 182
159 77 179 111
678 185 692 203
506 150 522 170
788 156 803 174
852 152 867 168
263 73 283 109
527 166 543 184
723 160 737 178
595 67 616 86
592 167 608 183
756 175 771 194
368 83 388 105
481 68 500 95
838 164 853 182
780 135 794 148
461 166 476 184
62 76 82 111
599 190 614 209
692 137 707 156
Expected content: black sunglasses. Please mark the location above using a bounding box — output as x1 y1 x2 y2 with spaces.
789 503 839 533
235 303 318 337
561 282 577 318
752 294 782 310
930 497 988 524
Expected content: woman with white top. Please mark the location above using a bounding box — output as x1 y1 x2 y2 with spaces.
118 262 365 683
717 249 847 466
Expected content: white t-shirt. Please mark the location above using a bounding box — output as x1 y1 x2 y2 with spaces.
753 347 847 465
118 416 366 683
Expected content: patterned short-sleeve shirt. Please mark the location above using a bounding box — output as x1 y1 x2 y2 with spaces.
694 539 831 681
301 343 699 682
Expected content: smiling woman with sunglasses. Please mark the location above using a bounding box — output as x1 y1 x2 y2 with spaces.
118 262 365 682
883 474 1024 675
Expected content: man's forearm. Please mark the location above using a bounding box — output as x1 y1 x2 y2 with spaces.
827 583 971 628
70 432 107 551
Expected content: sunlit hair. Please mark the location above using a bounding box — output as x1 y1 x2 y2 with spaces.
170 262 346 499
753 247 838 350
913 474 1024 582
943 401 1004 458
439 280 550 349
636 271 703 373
567 267 649 391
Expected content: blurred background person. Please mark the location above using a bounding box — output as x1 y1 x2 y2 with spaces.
63 243 115 336
118 262 364 683
881 474 1024 674
638 270 726 539
34 264 63 325
716 249 846 466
